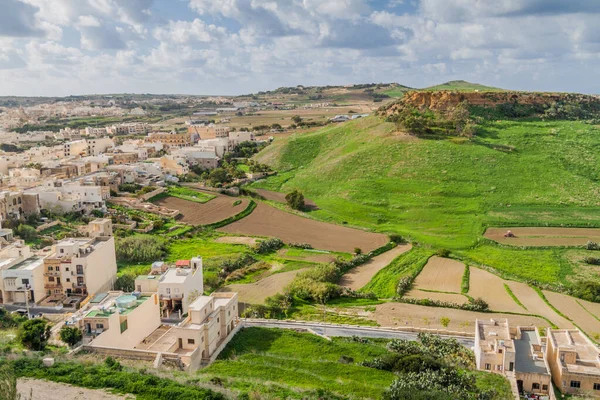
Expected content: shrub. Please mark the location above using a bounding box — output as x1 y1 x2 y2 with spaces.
285 189 305 211
114 274 136 292
253 238 284 254
115 235 166 263
59 325 82 347
435 249 450 257
571 281 600 303
584 257 600 265
587 241 600 251
354 247 362 255
439 317 450 328
19 318 50 351
15 224 38 242
396 277 413 297
389 234 406 244
289 242 313 249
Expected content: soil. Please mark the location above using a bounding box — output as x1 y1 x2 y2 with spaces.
339 244 412 290
17 378 132 400
373 302 550 332
412 256 465 293
217 268 305 305
484 227 600 247
153 195 249 225
254 188 319 210
219 203 389 253
403 289 468 305
505 281 574 328
468 267 526 313
543 291 600 337
214 236 260 246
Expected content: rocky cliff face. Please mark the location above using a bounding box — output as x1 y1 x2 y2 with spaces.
380 90 600 115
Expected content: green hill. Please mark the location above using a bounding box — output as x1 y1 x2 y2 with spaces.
423 80 505 92
252 117 600 286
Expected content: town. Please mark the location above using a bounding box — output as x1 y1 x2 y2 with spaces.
3 1 600 399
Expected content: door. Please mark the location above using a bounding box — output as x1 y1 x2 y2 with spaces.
178 338 183 349
517 380 523 394
509 362 514 372
86 323 91 334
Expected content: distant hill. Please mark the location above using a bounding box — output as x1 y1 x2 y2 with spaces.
422 80 505 92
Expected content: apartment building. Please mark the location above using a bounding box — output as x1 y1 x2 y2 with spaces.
104 151 139 165
41 164 79 179
475 319 551 396
40 228 116 300
26 181 107 214
81 292 161 349
87 138 114 156
84 127 108 136
0 191 40 220
546 328 600 396
107 123 149 136
63 140 88 157
147 132 194 148
159 155 189 176
188 124 230 139
0 228 45 305
135 257 203 318
170 148 219 170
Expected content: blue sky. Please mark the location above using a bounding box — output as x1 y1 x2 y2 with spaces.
1 0 599 96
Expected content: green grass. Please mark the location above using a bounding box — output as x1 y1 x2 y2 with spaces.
503 284 527 311
461 264 470 294
165 186 216 203
422 80 505 92
203 327 395 399
252 116 600 286
361 247 435 298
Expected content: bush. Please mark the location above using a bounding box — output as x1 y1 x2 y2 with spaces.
584 257 600 265
15 224 38 242
114 274 136 292
19 318 50 351
289 242 313 249
253 238 284 254
435 249 450 257
587 241 600 251
285 190 305 211
59 325 83 347
389 234 406 244
571 281 600 303
115 235 167 263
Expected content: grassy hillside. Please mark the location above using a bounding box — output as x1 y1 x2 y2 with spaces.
423 80 505 92
252 117 600 285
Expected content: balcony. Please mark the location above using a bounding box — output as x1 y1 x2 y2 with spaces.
44 283 62 289
161 293 183 300
44 271 61 277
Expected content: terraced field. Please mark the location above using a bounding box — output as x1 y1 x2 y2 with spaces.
154 195 249 225
484 227 600 247
468 267 526 313
411 256 465 293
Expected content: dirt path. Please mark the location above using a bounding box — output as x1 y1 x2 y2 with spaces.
485 227 600 247
254 188 319 209
373 302 550 332
543 291 600 337
218 268 305 304
404 289 468 304
505 282 574 328
154 195 249 225
214 236 260 246
219 203 389 253
468 268 526 313
339 244 412 290
411 256 465 293
18 378 131 400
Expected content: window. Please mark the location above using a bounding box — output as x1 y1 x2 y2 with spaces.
217 317 219 323
166 288 171 294
570 381 581 388
96 323 104 329
48 277 54 282
66 278 70 282
542 385 548 391
498 348 503 354
594 383 600 391
66 267 69 271
228 311 231 316
532 383 540 390
485 364 491 370
187 339 195 345
48 267 53 271
60 249 64 254
22 279 29 285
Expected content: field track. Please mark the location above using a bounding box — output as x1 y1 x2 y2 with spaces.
485 227 600 246
339 244 412 290
411 256 465 293
468 267 526 313
154 195 249 225
219 203 389 253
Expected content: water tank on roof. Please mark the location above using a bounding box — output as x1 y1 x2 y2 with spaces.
115 295 137 309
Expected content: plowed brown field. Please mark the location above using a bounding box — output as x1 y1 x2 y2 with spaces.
404 289 468 304
254 188 318 209
505 281 574 328
468 268 526 313
412 256 465 293
217 268 304 304
219 203 389 252
153 195 249 225
485 227 600 247
543 291 600 336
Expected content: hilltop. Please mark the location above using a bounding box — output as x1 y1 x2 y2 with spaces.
423 80 505 92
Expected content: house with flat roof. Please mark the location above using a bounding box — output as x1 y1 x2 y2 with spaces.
546 328 600 396
475 319 551 396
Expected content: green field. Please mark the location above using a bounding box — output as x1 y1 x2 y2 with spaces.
164 186 216 203
423 80 505 92
252 117 600 286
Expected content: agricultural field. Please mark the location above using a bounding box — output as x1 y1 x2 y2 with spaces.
251 116 600 288
411 257 465 293
254 188 318 209
218 268 305 304
485 227 600 247
219 202 389 253
467 267 526 313
404 290 469 304
153 195 249 225
504 281 574 328
543 291 600 337
339 244 412 290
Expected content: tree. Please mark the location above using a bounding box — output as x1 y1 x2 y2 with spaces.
207 168 231 186
115 235 166 263
291 115 302 124
59 325 82 347
114 274 135 292
285 190 305 211
15 224 38 242
448 101 470 134
19 319 50 351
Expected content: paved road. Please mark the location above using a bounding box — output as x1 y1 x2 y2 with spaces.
1 303 66 315
243 319 475 348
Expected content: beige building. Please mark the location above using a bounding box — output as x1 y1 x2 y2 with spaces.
82 292 161 349
147 132 193 148
547 328 600 396
159 155 189 176
188 124 230 139
135 257 203 318
40 228 116 301
475 319 551 396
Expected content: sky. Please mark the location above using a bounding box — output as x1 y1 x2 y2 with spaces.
1 0 600 96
